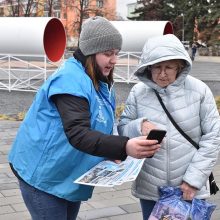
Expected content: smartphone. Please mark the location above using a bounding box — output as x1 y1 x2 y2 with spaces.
146 129 167 144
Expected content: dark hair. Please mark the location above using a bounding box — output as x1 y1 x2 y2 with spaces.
85 55 114 91
175 59 186 78
144 66 152 80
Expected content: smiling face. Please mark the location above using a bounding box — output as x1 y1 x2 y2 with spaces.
150 60 182 88
95 49 119 77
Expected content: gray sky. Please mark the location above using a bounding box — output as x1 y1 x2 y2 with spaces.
116 0 136 19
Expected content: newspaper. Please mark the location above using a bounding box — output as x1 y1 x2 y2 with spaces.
74 156 145 187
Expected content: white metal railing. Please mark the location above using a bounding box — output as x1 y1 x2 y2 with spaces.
0 54 59 92
0 52 141 92
114 51 141 83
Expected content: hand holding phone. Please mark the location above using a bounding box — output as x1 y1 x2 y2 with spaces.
146 129 167 143
146 129 166 158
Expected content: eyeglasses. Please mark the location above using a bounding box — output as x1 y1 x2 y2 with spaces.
151 65 178 75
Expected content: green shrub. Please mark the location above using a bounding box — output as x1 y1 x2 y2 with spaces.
0 111 26 121
115 103 125 119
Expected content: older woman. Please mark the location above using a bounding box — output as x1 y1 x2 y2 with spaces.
118 34 220 219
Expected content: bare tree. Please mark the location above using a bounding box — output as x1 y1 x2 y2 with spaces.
5 0 19 16
44 0 57 17
24 0 34 16
63 0 115 45
64 0 94 37
5 0 41 16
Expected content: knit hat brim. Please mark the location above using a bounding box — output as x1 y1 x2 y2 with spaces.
80 33 122 56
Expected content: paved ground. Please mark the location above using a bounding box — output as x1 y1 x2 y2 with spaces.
0 56 220 219
0 120 220 220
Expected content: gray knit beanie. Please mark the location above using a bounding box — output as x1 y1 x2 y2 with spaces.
79 16 122 56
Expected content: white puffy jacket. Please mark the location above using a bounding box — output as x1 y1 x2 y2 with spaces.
117 34 220 200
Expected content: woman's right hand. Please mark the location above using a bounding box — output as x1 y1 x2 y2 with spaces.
125 136 160 159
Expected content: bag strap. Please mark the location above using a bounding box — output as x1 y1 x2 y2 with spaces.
154 90 199 150
154 90 219 194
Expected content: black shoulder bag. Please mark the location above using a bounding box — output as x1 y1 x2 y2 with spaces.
154 90 219 195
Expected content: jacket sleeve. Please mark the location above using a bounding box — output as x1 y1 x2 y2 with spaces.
183 86 220 189
117 86 147 138
52 94 128 161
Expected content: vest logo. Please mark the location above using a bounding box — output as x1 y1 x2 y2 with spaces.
96 95 107 125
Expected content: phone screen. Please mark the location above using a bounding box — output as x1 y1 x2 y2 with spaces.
146 129 167 144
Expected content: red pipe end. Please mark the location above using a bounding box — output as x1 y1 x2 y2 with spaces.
44 18 66 62
163 21 174 35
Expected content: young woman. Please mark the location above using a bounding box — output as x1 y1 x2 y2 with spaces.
8 16 160 220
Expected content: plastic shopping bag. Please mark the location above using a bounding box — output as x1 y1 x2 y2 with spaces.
191 198 216 220
149 186 191 220
149 186 216 220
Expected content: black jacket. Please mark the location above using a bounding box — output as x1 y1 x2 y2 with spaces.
52 94 128 161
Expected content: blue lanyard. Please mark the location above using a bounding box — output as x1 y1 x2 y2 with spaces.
99 91 115 113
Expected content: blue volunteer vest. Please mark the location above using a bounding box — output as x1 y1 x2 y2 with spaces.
8 57 115 201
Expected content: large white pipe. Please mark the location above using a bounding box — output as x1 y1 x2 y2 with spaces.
111 21 173 52
0 17 66 62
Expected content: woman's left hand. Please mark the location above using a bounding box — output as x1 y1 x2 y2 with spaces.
141 120 157 136
180 181 198 200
